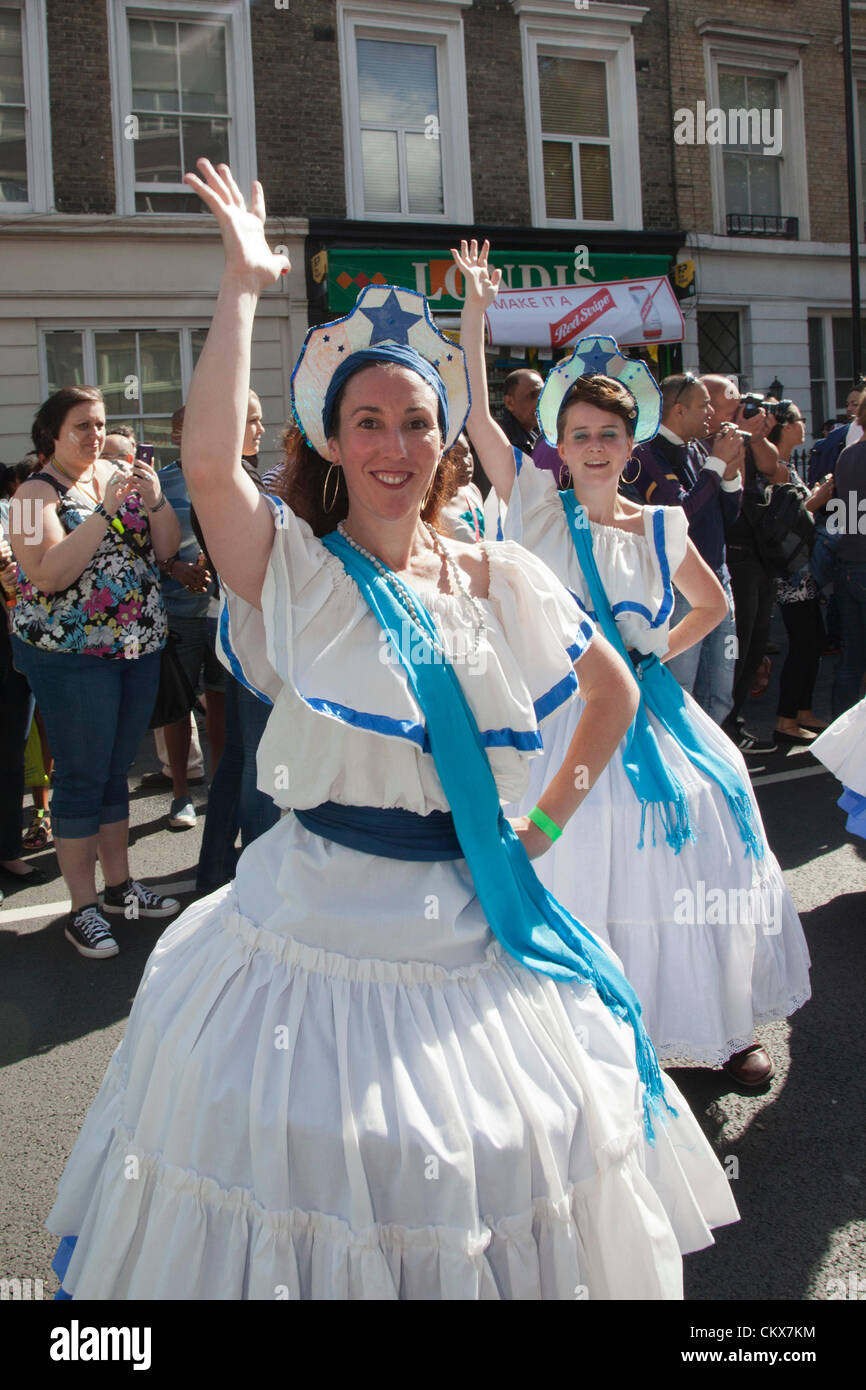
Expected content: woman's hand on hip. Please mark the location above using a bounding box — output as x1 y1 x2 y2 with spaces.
183 160 290 294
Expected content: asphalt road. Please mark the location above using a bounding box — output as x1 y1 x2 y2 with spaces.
1 632 864 1304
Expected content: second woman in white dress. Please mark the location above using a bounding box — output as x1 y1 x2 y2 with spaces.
453 240 811 1084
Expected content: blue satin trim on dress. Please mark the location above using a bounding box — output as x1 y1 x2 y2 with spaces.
52 1235 76 1299
839 787 866 839
608 508 675 630
295 802 463 860
561 492 763 859
218 601 274 705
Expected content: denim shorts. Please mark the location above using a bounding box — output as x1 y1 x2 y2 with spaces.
168 613 225 694
10 637 161 838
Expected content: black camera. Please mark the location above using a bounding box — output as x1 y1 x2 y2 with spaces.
739 392 767 420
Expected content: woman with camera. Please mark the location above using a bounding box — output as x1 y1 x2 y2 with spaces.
7 387 183 958
766 401 834 742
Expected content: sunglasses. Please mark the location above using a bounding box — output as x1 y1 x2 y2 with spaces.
671 373 698 406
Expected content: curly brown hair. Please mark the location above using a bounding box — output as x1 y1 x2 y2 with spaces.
555 375 638 442
266 368 462 536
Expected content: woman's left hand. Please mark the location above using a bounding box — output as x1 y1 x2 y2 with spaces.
128 459 163 509
507 815 553 860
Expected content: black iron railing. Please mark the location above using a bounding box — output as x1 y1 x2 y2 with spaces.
726 213 799 239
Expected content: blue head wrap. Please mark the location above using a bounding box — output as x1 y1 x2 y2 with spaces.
321 345 450 441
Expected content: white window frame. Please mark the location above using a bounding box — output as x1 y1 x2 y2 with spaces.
107 0 256 216
703 38 809 239
337 1 473 223
38 322 210 429
518 3 645 231
0 0 53 214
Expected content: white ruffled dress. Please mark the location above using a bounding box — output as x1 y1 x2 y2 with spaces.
488 455 812 1066
46 496 738 1300
811 695 866 796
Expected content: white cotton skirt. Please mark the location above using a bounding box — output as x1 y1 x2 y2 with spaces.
516 693 812 1067
811 696 866 796
46 815 738 1301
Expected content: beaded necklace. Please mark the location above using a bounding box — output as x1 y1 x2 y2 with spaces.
336 521 487 658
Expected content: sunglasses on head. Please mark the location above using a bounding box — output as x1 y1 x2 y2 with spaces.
671 373 698 406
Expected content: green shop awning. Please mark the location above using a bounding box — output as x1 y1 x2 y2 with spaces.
325 248 672 315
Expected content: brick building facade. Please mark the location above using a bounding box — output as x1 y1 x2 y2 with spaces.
0 0 861 464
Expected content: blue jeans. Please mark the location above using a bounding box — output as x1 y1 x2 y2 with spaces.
196 671 279 893
665 573 736 724
10 637 161 838
832 562 866 716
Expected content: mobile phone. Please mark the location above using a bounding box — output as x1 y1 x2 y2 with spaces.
135 443 154 466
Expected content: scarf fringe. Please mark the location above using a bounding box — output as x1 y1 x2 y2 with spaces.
725 790 765 860
637 793 696 855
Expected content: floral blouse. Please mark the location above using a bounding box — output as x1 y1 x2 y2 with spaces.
12 475 167 659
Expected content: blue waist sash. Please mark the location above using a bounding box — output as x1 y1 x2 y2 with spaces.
322 528 673 1142
295 802 463 860
560 491 763 860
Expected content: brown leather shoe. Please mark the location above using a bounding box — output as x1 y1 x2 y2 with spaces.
723 1042 775 1087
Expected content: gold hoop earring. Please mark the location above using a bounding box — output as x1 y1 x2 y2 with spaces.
621 456 641 486
322 462 342 513
422 466 438 512
558 463 571 490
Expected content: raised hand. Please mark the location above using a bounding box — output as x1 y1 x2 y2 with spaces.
451 239 501 312
183 159 290 294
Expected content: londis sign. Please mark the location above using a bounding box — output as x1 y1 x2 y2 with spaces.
325 249 672 314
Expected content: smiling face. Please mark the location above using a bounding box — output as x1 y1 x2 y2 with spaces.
327 363 442 527
557 400 632 498
55 400 106 469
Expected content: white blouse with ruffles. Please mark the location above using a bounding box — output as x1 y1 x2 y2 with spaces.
218 494 596 814
485 450 690 658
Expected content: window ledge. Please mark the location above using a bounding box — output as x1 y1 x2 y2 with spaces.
0 213 308 238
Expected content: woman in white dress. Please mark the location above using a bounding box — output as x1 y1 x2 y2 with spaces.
46 163 738 1301
453 240 811 1087
811 694 866 840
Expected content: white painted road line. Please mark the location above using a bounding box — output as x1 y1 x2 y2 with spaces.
0 879 199 927
751 765 833 788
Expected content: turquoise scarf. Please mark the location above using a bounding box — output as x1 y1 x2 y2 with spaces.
322 529 674 1143
560 492 763 859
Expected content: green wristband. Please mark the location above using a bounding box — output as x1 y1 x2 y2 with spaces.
527 806 562 843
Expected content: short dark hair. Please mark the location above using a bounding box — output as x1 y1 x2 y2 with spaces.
504 368 541 398
31 386 103 458
660 373 700 413
0 459 35 499
105 422 136 440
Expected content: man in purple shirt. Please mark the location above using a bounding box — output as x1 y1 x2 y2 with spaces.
631 373 744 723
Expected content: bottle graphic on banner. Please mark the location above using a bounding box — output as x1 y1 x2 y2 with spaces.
629 284 663 340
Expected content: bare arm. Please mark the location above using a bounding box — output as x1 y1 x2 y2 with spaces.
9 475 133 592
180 160 290 609
511 630 639 858
451 240 518 505
663 538 728 663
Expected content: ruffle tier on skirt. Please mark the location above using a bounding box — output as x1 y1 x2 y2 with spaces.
517 692 812 1066
47 825 738 1300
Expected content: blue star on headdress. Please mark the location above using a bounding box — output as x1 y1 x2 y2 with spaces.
578 341 619 377
359 289 424 346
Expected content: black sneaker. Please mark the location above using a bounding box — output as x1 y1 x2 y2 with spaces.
100 878 181 920
65 904 119 959
730 728 778 755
